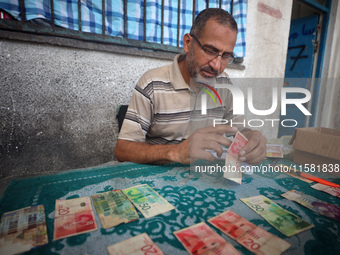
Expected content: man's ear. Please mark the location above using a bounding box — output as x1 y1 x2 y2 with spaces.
182 33 192 54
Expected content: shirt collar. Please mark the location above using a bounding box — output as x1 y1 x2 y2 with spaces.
170 54 189 90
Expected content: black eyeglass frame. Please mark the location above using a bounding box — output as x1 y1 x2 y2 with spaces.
190 34 235 65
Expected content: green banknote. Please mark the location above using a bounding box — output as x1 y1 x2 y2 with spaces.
92 189 139 229
240 195 314 237
123 184 175 218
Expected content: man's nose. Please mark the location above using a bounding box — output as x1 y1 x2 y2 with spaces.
209 56 223 73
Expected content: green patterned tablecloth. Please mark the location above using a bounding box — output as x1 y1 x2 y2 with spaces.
0 159 339 255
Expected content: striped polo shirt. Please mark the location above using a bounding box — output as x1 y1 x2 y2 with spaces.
118 54 235 145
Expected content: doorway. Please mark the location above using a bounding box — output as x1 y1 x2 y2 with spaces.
278 0 332 137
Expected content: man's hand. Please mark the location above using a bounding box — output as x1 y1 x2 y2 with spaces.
238 129 267 165
172 125 238 164
115 125 236 165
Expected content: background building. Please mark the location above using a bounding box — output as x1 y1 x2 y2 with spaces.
0 0 339 181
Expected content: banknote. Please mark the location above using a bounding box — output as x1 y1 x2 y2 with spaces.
224 131 248 184
311 183 340 198
107 233 163 255
224 153 242 184
208 210 291 255
174 222 241 255
241 195 314 237
266 144 284 158
55 196 93 218
53 197 98 240
278 165 313 183
92 189 139 229
0 205 48 255
282 190 340 222
123 184 174 218
228 131 248 158
92 190 139 229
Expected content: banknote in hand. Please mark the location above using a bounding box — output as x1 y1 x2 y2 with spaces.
228 131 248 159
224 131 248 184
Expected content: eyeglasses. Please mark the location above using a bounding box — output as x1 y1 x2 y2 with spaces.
190 34 235 65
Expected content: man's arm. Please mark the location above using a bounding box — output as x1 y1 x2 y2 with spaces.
115 125 238 164
114 139 182 164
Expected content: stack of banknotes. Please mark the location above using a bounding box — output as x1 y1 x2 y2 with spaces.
224 132 248 184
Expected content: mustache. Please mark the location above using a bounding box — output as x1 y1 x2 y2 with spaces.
200 66 219 75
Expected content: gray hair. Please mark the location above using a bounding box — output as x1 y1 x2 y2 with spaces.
190 8 238 38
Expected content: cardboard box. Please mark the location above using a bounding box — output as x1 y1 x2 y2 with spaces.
289 127 340 166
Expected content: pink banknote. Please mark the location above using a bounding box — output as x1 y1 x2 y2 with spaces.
224 132 248 184
228 131 248 159
208 210 291 255
53 197 98 240
174 222 240 255
54 211 98 240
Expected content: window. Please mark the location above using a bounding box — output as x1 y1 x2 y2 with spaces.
0 0 247 61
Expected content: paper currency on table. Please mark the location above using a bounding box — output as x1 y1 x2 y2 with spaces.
208 210 291 255
53 196 98 240
91 189 139 229
240 195 314 237
107 233 163 255
224 131 248 184
266 144 284 158
0 205 48 255
54 196 93 218
311 183 340 198
277 165 313 183
123 184 174 218
174 222 241 255
282 190 340 222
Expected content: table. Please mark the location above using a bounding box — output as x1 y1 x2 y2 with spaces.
0 159 339 254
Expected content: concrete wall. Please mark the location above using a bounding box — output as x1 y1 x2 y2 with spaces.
2 0 333 179
0 41 170 179
227 0 293 139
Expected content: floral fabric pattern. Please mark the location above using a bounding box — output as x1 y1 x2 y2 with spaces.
0 160 339 254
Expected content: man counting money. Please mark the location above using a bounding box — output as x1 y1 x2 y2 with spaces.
115 8 267 165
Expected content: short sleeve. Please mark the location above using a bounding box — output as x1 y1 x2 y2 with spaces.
118 73 154 143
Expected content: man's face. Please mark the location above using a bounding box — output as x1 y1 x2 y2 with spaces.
186 19 237 81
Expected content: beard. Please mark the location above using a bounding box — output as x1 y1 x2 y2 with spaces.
186 46 220 82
